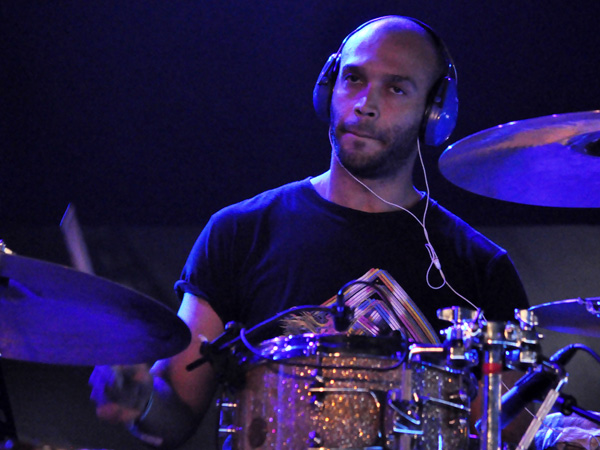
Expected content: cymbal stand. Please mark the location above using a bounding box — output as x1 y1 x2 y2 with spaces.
0 242 18 444
480 321 510 450
0 363 18 444
478 309 542 450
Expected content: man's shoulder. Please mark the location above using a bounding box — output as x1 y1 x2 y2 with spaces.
211 178 312 223
429 199 506 255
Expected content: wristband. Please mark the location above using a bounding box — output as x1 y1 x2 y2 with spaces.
128 377 198 449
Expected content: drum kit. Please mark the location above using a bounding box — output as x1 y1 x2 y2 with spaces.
1 110 600 449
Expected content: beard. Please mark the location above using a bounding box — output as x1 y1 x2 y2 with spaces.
330 109 421 180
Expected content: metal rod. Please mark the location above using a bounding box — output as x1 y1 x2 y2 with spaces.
480 322 506 450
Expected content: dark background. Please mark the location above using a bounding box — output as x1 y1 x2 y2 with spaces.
2 1 600 449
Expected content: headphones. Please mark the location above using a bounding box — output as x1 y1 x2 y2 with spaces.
312 15 458 147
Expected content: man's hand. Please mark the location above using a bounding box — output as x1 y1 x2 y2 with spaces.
89 364 153 424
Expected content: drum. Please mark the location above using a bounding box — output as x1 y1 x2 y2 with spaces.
218 334 472 450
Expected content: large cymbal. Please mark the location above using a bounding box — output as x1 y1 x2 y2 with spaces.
530 297 600 337
439 110 600 207
0 252 191 365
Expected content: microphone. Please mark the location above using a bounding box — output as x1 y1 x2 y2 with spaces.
333 291 354 332
498 344 577 429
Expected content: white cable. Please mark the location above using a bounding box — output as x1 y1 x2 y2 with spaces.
329 132 481 313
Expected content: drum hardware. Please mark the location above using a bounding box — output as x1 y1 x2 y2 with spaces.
504 310 541 370
479 321 511 450
494 321 600 449
214 305 557 450
437 306 482 368
308 374 326 410
475 308 543 450
495 341 600 450
306 430 323 447
388 392 422 435
216 332 475 450
186 304 352 373
585 298 600 316
385 342 473 448
388 388 470 433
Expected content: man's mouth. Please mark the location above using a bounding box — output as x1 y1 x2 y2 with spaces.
343 127 378 141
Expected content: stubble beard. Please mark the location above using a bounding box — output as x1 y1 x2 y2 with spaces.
330 112 421 181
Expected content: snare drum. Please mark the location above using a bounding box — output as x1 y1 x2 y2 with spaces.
219 334 471 450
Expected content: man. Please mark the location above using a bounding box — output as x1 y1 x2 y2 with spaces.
90 16 529 448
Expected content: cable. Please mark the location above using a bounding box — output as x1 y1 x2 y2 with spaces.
329 132 481 314
550 344 600 367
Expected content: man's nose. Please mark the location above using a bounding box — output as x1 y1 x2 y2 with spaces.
354 85 379 118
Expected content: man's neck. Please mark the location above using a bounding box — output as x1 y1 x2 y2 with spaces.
310 157 423 213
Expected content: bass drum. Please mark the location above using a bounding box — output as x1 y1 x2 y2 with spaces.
218 333 472 450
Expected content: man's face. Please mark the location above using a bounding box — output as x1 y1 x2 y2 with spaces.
329 25 440 180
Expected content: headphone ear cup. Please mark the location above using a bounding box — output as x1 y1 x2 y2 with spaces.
422 75 458 147
313 54 338 122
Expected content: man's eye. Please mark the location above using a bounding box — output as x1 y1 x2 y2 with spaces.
345 74 360 83
391 86 406 95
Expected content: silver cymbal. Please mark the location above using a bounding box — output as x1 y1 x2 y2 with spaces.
0 252 191 365
439 110 600 207
530 297 600 337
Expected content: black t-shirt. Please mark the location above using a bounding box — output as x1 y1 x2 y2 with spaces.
176 178 529 335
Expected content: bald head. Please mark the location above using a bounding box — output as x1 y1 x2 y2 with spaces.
339 16 446 93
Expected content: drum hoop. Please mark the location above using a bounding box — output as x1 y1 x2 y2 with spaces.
239 332 408 371
410 358 466 375
256 355 405 372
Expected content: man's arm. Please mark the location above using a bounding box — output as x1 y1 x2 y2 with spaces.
91 293 225 448
151 292 225 415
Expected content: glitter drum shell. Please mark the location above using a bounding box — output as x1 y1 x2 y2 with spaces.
221 334 471 450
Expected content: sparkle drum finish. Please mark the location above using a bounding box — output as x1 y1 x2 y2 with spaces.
219 334 471 450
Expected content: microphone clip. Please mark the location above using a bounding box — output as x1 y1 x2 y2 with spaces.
332 304 354 332
186 321 243 373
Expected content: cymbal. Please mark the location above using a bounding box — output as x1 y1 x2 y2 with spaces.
530 297 600 337
439 110 600 207
0 252 191 365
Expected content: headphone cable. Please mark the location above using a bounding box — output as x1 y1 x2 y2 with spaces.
329 134 482 314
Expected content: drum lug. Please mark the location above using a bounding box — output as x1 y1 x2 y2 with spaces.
308 378 326 410
217 397 240 439
448 389 469 405
306 430 323 448
388 391 423 435
505 310 543 370
448 417 468 430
